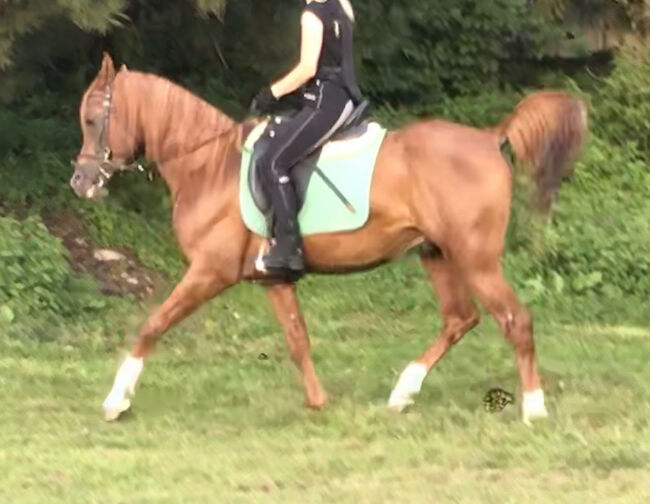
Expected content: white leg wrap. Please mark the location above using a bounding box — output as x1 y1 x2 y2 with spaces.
522 388 548 425
387 362 428 412
102 356 143 421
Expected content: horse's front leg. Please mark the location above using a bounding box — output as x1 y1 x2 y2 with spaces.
266 283 326 408
102 260 236 421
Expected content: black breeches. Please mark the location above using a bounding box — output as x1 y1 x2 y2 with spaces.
258 81 353 188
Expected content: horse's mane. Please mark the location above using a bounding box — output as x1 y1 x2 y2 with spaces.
118 70 240 164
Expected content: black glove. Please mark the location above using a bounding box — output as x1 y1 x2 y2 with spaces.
249 86 277 115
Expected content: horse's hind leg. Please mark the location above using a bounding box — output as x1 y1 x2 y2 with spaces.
388 251 480 411
463 259 548 425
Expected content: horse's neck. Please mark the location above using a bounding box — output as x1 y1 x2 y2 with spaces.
161 128 243 207
123 72 240 198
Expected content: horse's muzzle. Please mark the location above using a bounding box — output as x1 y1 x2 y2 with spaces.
69 160 109 200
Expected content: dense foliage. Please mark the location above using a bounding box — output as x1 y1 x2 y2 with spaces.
0 0 564 110
507 41 650 307
0 216 106 325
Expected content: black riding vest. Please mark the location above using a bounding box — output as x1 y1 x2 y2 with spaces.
303 0 362 104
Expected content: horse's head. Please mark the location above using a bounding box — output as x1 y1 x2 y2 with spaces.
71 53 135 199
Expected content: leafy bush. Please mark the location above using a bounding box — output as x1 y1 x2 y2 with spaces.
0 216 106 327
509 136 650 302
591 40 650 159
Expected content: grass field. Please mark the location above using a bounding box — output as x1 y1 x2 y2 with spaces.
2 261 650 503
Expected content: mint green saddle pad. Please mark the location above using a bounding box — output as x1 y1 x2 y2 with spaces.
239 120 388 237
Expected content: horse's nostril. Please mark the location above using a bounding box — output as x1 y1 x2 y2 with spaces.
71 173 82 187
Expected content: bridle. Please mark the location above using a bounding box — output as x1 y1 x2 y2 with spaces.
73 76 143 186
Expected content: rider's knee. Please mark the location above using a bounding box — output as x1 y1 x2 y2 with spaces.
258 151 289 185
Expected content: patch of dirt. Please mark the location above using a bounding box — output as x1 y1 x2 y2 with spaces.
42 211 166 299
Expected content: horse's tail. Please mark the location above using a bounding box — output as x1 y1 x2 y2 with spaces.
491 91 589 212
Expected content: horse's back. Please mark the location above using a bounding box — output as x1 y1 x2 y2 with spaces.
386 118 510 191
398 118 500 158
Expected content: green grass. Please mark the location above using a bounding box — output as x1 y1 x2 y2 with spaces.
2 267 650 503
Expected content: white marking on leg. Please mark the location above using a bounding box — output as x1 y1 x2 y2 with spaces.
387 362 428 412
102 355 143 421
522 388 548 425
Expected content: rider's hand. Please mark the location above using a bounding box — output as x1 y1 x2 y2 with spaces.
249 86 277 115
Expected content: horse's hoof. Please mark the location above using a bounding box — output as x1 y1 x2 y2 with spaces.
305 391 327 410
306 397 327 410
523 407 548 426
522 389 548 426
387 396 414 413
306 401 326 411
103 398 131 422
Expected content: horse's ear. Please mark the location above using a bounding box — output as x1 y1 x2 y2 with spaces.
120 63 128 73
97 52 116 86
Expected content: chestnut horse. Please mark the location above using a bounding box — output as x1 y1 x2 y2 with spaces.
71 54 587 424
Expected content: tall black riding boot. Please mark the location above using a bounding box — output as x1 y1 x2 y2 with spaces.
263 177 305 277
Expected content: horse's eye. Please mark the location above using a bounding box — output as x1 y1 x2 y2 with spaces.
85 119 95 127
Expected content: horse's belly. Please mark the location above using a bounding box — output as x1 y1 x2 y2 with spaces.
303 225 424 273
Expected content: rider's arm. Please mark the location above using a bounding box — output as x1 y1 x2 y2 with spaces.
270 10 323 99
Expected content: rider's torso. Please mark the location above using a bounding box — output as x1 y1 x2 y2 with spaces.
302 0 355 101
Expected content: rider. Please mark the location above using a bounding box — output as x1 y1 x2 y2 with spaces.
250 0 362 278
